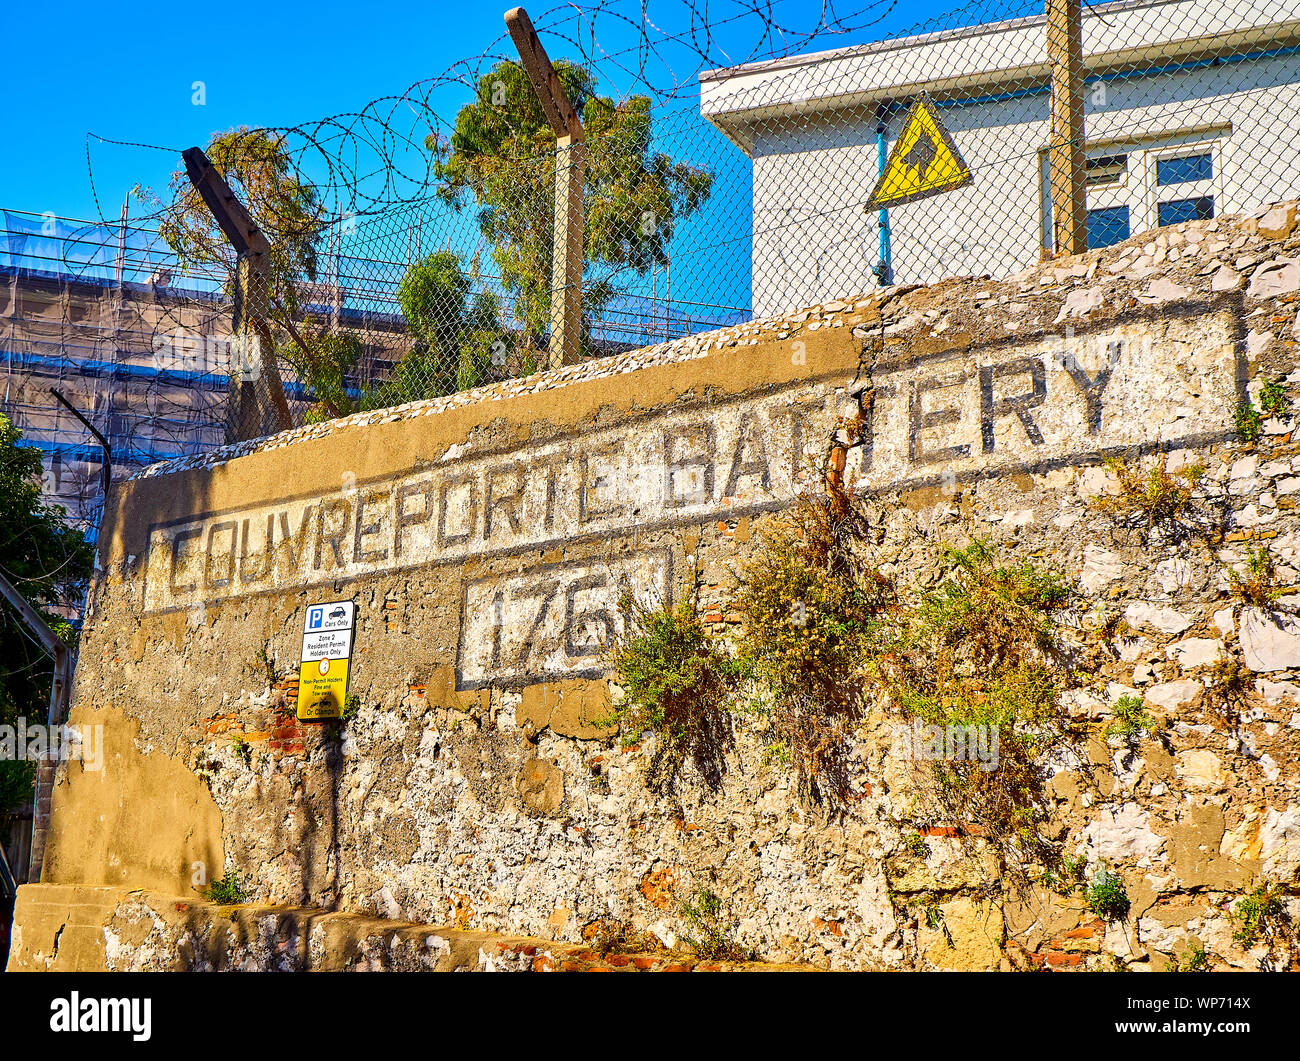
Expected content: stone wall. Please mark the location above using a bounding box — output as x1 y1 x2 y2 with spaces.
10 199 1300 971
6 885 785 972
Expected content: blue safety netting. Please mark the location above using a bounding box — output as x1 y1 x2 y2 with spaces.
0 210 223 294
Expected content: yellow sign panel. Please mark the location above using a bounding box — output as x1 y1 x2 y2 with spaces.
865 94 973 211
296 600 355 721
298 656 351 721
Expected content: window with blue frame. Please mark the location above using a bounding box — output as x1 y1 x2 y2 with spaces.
1044 139 1220 255
1086 206 1131 249
1157 196 1214 227
1155 153 1213 186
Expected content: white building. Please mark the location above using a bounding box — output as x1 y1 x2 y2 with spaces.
700 0 1300 316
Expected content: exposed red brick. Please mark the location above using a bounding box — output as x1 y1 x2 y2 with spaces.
1044 951 1085 968
638 866 679 910
1061 919 1103 940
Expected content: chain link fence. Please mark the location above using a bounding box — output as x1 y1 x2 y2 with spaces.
26 0 1300 460
714 0 1299 315
0 209 228 535
156 87 752 440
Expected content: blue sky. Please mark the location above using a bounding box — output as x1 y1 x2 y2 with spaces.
0 0 981 223
0 3 507 220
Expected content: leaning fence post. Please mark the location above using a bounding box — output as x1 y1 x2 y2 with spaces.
505 6 585 369
181 147 294 440
1046 0 1087 257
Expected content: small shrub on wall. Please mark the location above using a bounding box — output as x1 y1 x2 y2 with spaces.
1089 453 1207 544
737 495 892 809
870 540 1075 890
734 492 1078 887
679 886 752 962
1231 882 1294 969
608 491 1081 895
203 868 248 905
606 596 744 793
1085 867 1131 922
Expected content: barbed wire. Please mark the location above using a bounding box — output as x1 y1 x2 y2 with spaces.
11 0 1293 487
84 0 1002 233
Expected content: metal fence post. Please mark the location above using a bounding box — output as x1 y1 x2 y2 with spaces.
0 571 71 884
1047 0 1088 257
506 6 585 368
182 147 294 441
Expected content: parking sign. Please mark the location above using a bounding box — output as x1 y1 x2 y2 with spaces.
297 600 355 721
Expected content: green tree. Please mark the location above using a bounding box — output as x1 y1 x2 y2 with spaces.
141 128 352 418
148 127 324 312
431 60 713 352
366 251 507 407
145 131 509 420
0 416 93 813
282 332 364 426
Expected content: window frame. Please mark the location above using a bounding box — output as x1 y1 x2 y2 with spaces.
1039 128 1226 253
1085 204 1132 250
1145 140 1221 231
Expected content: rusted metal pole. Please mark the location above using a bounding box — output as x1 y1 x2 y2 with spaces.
182 147 294 440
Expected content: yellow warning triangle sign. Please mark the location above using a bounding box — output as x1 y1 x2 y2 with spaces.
865 94 972 211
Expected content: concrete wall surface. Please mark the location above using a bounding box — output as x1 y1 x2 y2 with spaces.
11 199 1300 971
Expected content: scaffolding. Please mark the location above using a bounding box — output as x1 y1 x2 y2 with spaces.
0 208 229 539
0 203 745 540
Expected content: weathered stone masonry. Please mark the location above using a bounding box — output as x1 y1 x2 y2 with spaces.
9 199 1300 971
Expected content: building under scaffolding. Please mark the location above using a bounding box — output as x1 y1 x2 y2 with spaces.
0 203 747 547
0 210 413 541
0 210 231 539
